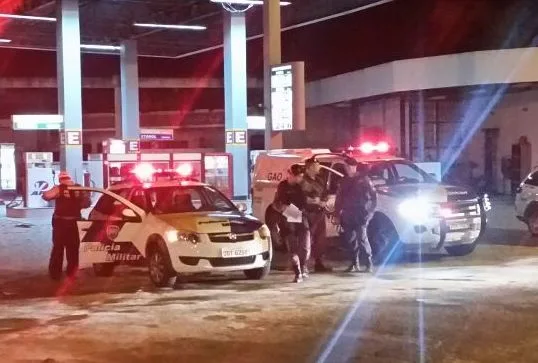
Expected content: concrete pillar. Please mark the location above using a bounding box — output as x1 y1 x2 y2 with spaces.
113 76 122 139
224 11 248 199
57 0 83 182
119 40 140 140
263 0 283 149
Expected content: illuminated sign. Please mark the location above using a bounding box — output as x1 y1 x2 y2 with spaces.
60 130 82 146
270 62 305 132
140 128 174 141
225 130 247 145
12 114 64 130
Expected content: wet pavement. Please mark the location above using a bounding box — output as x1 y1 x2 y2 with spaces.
1 201 538 362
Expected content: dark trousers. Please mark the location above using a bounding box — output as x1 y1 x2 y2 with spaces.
49 219 80 279
306 210 327 262
283 221 310 274
342 213 372 268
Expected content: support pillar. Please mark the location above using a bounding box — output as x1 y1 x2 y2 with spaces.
119 40 140 140
263 0 283 150
224 11 248 199
113 76 122 139
57 0 83 182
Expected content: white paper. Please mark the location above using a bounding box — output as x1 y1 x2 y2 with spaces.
283 203 302 223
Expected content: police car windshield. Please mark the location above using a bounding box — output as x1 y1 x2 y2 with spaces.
149 186 236 214
369 160 437 185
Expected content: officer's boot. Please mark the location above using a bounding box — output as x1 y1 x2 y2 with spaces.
301 264 309 279
344 257 360 273
293 265 303 283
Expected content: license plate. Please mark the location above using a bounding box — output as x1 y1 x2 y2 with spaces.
449 223 469 231
221 248 251 258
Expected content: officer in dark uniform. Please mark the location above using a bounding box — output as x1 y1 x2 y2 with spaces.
335 161 377 273
42 171 91 280
302 158 331 273
272 164 310 283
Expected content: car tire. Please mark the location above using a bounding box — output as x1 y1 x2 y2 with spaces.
93 263 115 277
527 210 538 237
147 243 177 288
445 242 477 256
368 215 402 266
244 263 270 280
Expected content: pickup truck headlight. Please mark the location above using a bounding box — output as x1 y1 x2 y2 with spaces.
165 230 200 244
398 198 436 223
258 225 271 240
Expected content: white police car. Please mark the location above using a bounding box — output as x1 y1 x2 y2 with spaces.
515 169 538 235
72 164 272 287
252 143 490 262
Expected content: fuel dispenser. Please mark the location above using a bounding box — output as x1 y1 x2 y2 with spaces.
96 139 234 197
24 152 55 208
0 143 16 193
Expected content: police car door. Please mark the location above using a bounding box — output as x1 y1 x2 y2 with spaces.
325 161 348 237
70 186 146 269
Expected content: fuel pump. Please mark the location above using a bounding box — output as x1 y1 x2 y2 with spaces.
24 152 55 208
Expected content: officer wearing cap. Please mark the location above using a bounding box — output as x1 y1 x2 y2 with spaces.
335 161 377 273
272 164 310 283
302 158 332 273
42 171 91 280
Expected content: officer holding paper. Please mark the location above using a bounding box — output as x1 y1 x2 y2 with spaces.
272 164 310 283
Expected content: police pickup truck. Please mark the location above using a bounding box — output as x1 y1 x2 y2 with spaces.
252 144 490 262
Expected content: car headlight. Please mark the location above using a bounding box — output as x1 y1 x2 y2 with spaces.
258 225 271 240
165 230 200 244
398 198 436 223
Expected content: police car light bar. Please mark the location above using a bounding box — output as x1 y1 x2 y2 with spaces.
176 163 194 177
348 141 390 154
132 163 156 181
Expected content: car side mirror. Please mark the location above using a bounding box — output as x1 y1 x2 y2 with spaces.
235 202 248 213
122 208 140 222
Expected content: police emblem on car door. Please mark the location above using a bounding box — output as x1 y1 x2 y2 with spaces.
70 187 146 268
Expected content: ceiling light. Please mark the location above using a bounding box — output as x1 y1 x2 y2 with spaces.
210 0 291 5
80 44 121 51
0 13 56 22
134 23 206 31
0 39 12 43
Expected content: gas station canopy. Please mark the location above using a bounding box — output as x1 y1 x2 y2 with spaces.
0 0 390 58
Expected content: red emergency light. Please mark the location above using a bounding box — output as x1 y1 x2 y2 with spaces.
176 163 194 177
348 141 391 154
132 163 156 181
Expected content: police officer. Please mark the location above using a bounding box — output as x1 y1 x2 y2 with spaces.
302 158 331 273
273 164 310 283
335 161 377 273
42 171 91 280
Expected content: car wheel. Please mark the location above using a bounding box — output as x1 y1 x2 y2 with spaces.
244 263 270 280
368 215 402 266
527 210 538 236
445 243 477 256
93 263 115 277
147 244 177 288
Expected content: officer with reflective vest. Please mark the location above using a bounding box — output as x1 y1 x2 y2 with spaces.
42 171 91 280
